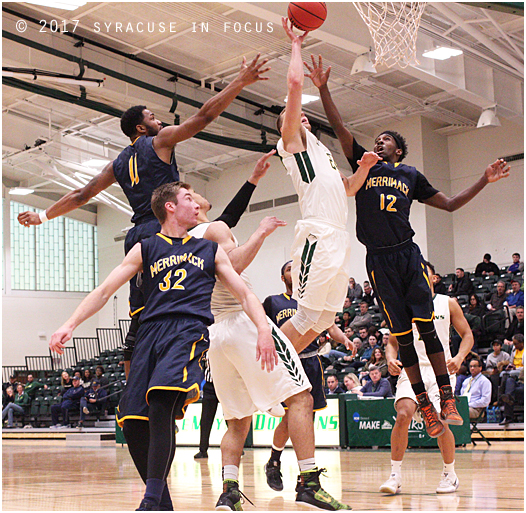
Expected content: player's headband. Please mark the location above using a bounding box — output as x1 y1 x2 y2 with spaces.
379 131 403 151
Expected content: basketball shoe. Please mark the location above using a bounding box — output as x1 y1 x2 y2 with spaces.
439 385 463 425
295 468 351 510
416 391 445 438
379 473 402 495
436 472 459 493
215 479 253 511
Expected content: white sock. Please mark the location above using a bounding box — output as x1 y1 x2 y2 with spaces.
272 443 286 451
298 458 316 472
222 465 239 481
391 460 402 475
443 461 455 475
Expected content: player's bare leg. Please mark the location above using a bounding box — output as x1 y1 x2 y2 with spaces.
379 398 415 495
279 320 319 353
216 417 252 511
436 426 459 493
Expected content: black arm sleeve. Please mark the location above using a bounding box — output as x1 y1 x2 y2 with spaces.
346 139 367 173
213 181 256 228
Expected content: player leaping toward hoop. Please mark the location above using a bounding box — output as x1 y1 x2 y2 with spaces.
17 55 270 380
276 18 380 357
305 53 510 438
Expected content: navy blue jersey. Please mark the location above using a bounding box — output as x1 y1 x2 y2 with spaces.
113 136 179 224
348 142 438 250
140 233 217 324
263 293 318 354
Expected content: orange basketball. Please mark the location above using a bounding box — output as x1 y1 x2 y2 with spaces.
287 2 327 31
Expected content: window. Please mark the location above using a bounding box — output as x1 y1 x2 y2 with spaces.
9 201 98 292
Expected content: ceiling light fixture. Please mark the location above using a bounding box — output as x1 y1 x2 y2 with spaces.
351 52 377 75
284 94 320 105
477 106 501 128
422 47 463 60
9 187 34 196
82 159 111 168
22 1 87 10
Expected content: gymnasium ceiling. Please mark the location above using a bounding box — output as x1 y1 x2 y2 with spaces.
2 2 524 217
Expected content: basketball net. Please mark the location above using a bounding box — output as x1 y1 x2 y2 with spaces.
354 2 427 69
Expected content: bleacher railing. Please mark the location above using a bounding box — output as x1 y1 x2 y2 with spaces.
48 346 78 372
2 365 28 382
73 337 101 363
25 355 53 372
96 328 123 353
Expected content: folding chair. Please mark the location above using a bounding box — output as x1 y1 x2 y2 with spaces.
470 409 491 446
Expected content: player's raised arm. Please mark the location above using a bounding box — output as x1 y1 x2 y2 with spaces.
49 243 143 354
281 17 309 153
154 54 270 150
17 162 116 227
341 151 381 196
305 54 356 160
214 245 278 372
424 159 510 212
445 297 474 374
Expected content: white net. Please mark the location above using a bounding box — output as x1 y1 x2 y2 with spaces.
354 2 427 69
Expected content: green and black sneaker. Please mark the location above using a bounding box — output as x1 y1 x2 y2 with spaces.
295 468 351 511
215 479 254 511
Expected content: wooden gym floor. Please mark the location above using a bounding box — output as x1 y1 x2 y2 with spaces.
2 440 524 511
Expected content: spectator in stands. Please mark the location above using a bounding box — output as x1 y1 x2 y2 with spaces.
50 375 85 428
380 329 390 350
467 294 485 318
507 253 524 274
449 268 474 297
3 386 15 409
338 311 353 331
361 281 376 307
325 375 345 395
353 366 393 398
454 364 469 396
82 369 94 389
3 375 20 395
343 327 353 341
348 334 381 372
95 366 110 388
432 273 448 295
24 374 47 400
60 371 73 394
485 340 511 403
508 334 524 378
349 301 373 331
360 347 388 384
475 253 500 276
498 368 523 425
343 373 360 392
73 370 84 387
78 379 108 428
347 277 363 301
504 306 524 346
342 297 354 313
2 384 30 428
505 278 524 312
460 358 492 419
488 281 507 311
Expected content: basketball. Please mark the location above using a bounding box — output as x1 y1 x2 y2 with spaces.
287 2 327 31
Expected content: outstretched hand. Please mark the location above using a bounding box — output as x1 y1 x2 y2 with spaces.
485 158 510 183
18 211 42 227
282 17 309 44
304 54 331 88
49 326 73 355
258 216 287 237
237 53 271 85
249 149 276 185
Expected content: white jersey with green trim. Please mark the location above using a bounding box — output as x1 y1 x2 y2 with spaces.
411 293 451 366
189 221 250 320
277 129 348 229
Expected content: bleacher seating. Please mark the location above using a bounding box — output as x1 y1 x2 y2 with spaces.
3 321 128 428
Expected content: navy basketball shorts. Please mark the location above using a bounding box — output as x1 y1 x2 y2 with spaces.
124 218 161 316
366 242 434 336
302 355 327 411
117 316 209 427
